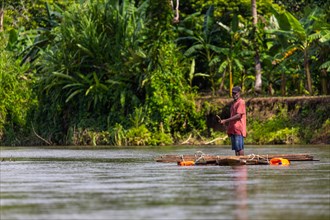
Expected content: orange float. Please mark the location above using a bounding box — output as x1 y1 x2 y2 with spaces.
177 161 195 166
269 158 290 166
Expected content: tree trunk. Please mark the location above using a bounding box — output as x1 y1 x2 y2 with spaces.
268 82 274 95
320 68 328 95
219 69 226 94
252 0 262 94
0 8 4 32
229 59 233 97
252 0 257 25
171 0 179 24
281 73 286 95
304 49 313 95
254 51 262 93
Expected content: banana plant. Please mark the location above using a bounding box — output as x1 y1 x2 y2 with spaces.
177 6 223 95
268 6 330 95
216 14 252 96
251 0 262 94
11 2 64 66
187 58 209 87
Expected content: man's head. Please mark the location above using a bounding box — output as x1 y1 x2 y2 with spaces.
232 86 241 100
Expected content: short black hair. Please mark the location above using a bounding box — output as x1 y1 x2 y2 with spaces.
232 86 241 93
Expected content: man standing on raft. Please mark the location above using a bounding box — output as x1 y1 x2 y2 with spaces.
219 86 246 156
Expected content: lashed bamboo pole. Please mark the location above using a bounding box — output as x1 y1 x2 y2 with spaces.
155 154 315 163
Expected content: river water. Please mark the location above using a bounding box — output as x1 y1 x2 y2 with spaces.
0 145 329 220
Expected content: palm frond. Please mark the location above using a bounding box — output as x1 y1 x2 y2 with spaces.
184 44 204 57
285 12 306 40
65 89 83 103
233 58 244 71
62 83 83 89
218 60 229 73
318 30 330 43
203 5 215 37
320 61 330 72
209 56 220 67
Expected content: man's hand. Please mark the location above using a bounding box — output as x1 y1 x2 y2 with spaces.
217 115 227 125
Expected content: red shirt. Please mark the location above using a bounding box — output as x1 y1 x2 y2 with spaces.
227 98 246 137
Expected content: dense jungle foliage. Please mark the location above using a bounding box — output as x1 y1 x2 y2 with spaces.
0 0 329 146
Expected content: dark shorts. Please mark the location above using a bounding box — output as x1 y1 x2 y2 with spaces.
230 135 244 152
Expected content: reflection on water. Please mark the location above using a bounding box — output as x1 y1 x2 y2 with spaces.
233 166 248 220
0 145 329 220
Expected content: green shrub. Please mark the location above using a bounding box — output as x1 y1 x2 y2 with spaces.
149 131 173 146
0 34 36 145
126 125 151 146
311 119 330 144
247 116 300 144
109 123 126 146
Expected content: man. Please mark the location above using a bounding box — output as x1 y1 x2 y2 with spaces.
219 86 246 156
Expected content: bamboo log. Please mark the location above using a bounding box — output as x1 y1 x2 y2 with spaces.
194 157 270 166
155 153 315 163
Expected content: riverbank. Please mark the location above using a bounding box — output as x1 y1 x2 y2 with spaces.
1 96 329 146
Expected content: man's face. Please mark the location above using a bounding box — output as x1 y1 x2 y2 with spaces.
232 91 240 100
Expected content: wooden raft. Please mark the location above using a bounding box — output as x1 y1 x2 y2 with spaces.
155 153 315 166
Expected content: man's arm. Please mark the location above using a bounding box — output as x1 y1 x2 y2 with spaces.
219 113 243 124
